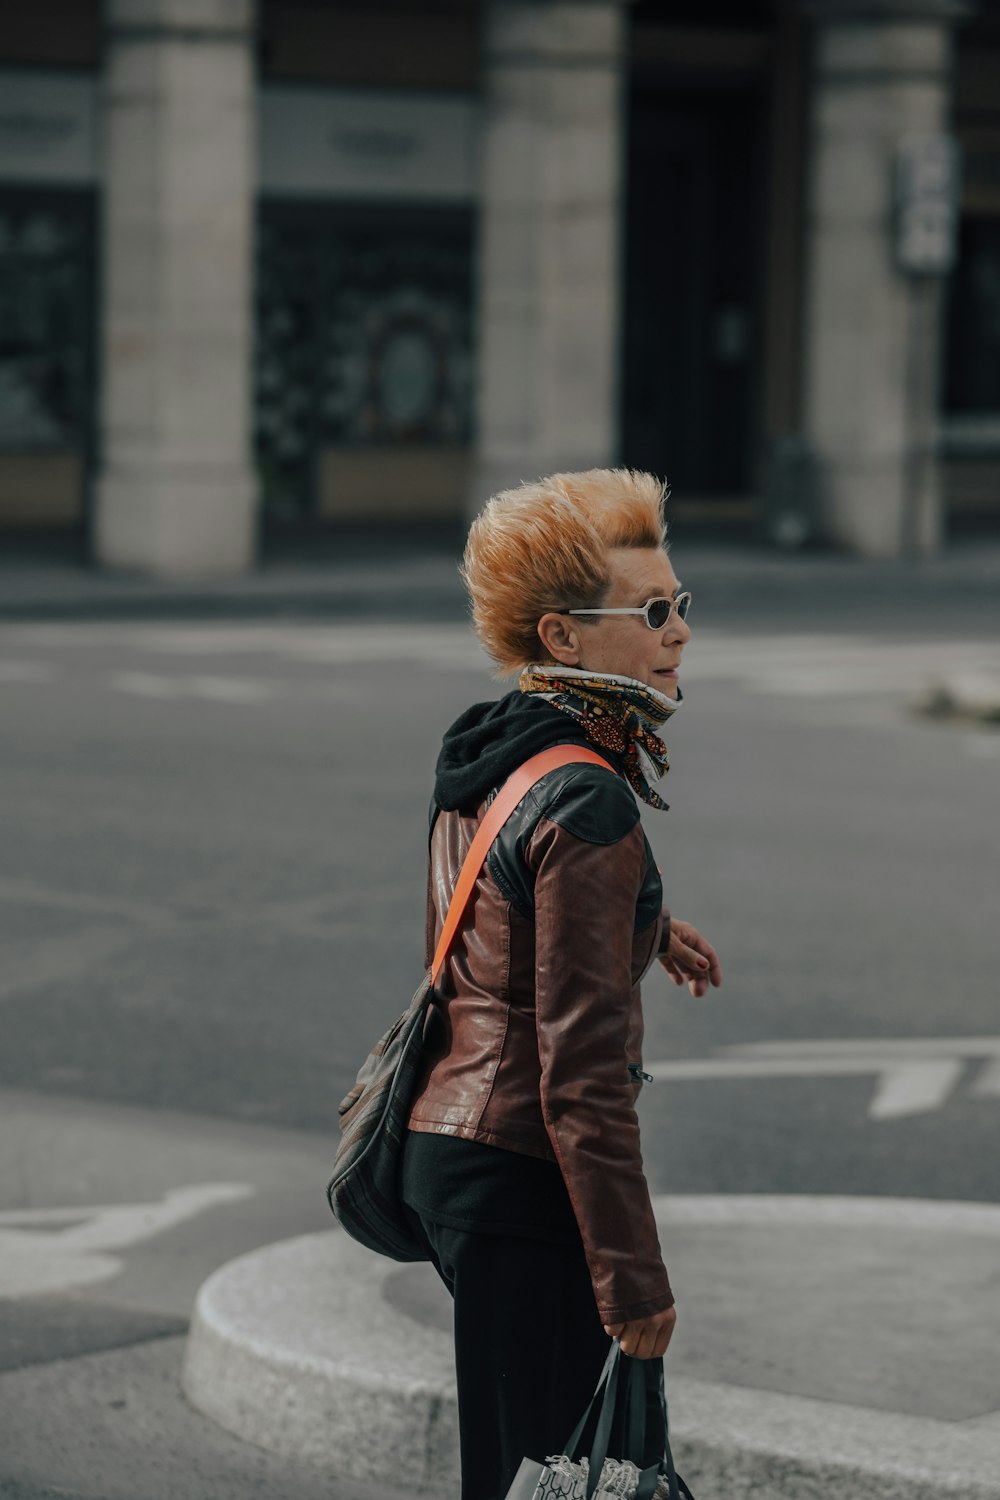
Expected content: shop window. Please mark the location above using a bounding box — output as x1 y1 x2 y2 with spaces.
254 206 473 521
0 197 93 452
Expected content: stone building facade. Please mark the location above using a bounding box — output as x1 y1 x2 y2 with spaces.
0 0 998 570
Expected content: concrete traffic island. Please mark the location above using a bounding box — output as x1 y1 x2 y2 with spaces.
182 1231 459 1493
183 1196 1000 1500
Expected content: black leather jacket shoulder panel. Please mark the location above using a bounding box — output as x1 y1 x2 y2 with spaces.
430 760 662 932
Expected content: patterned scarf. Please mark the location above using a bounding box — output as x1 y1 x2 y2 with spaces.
518 664 682 811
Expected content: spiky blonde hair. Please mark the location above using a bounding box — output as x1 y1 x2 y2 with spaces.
461 468 669 676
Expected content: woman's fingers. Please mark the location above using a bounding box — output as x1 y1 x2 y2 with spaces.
669 921 724 990
688 934 723 988
661 953 710 996
606 1307 677 1360
677 939 718 980
677 941 709 971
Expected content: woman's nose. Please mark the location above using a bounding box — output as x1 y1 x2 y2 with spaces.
666 612 691 644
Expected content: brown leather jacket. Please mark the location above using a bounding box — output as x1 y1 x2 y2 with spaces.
407 758 674 1323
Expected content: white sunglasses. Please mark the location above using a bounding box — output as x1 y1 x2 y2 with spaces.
559 593 692 631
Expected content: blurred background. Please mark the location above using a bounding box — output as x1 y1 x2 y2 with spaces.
2 5 1000 1500
1 0 999 572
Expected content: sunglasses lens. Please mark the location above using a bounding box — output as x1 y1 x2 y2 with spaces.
645 595 691 628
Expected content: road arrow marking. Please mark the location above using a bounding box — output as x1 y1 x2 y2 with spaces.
971 1057 1000 1098
867 1060 964 1119
0 1182 255 1298
645 1037 1000 1119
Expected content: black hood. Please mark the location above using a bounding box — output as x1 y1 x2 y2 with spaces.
434 691 627 813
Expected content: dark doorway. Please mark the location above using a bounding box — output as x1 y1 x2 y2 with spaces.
622 88 765 496
944 216 1000 415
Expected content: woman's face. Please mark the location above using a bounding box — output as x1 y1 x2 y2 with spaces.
537 546 691 698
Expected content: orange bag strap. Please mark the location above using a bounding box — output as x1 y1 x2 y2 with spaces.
430 744 616 988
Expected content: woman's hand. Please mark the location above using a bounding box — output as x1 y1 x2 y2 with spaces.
659 916 722 998
604 1304 677 1360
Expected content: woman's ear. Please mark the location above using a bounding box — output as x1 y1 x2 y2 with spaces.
536 612 583 667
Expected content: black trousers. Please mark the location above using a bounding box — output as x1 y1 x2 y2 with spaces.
403 1204 613 1500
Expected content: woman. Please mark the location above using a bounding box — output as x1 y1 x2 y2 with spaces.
401 468 722 1500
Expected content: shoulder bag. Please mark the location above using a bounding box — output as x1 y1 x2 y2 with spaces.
327 743 615 1262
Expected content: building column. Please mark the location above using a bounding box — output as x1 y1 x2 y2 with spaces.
472 0 626 512
800 0 969 557
95 0 257 575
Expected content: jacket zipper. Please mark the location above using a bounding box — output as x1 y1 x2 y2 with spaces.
628 1063 654 1083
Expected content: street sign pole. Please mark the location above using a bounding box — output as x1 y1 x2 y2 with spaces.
894 134 962 557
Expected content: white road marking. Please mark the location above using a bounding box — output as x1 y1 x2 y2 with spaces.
646 1056 965 1118
645 1036 1000 1119
109 670 273 704
111 670 180 698
965 734 1000 759
186 674 272 704
0 660 53 682
106 626 301 656
719 1036 1000 1055
134 626 1000 699
647 1192 1000 1233
106 622 487 669
0 1182 254 1298
0 925 136 1004
971 1056 1000 1097
868 1060 965 1119
9 625 1000 717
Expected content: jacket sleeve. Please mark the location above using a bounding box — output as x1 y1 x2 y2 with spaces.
527 811 674 1323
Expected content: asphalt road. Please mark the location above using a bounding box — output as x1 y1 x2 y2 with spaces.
1 593 998 1496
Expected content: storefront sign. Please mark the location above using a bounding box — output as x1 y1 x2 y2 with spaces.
0 71 98 185
894 135 961 276
0 72 478 202
259 85 479 201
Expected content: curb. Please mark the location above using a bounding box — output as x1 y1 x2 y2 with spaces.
0 576 467 625
182 1232 459 1494
182 1197 1000 1500
2 540 999 625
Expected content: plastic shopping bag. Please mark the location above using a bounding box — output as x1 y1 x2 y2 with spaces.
504 1341 695 1500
